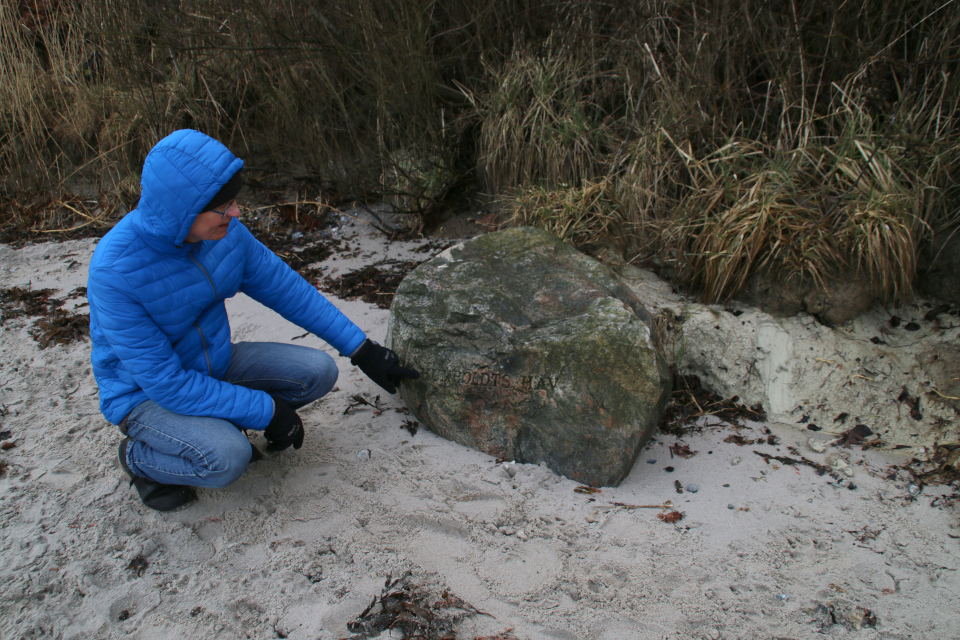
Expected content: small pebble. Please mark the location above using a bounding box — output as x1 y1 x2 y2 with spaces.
357 449 371 460
908 484 920 496
731 457 742 466
827 455 853 477
777 593 789 601
686 484 699 493
516 529 528 541
664 466 675 472
647 459 656 464
727 504 735 510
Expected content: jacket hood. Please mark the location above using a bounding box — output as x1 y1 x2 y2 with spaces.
134 130 244 251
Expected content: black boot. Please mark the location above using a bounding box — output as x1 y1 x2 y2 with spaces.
238 428 264 463
118 438 197 512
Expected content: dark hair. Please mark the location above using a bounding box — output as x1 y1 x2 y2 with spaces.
202 169 243 211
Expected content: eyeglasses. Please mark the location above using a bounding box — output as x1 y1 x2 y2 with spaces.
208 199 236 220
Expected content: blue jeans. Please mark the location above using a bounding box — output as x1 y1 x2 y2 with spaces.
121 342 338 488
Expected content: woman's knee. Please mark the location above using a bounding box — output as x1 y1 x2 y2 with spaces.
297 351 339 406
313 351 339 396
199 436 252 488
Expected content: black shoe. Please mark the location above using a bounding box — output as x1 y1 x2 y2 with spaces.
118 438 197 512
238 428 265 463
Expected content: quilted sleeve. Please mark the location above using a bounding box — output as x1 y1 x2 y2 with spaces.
235 224 366 356
88 267 275 428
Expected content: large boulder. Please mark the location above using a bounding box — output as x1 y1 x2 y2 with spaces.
386 227 672 487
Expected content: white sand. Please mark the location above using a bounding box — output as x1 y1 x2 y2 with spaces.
1 218 958 640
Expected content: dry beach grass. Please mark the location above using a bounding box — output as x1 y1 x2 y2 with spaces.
2 0 959 306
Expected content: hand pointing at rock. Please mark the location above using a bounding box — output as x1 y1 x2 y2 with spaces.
350 339 420 393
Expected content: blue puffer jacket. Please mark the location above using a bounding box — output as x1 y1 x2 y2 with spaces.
87 130 366 428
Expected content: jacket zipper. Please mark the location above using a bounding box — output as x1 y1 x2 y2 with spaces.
194 323 214 375
190 253 218 298
190 253 217 378
190 250 216 375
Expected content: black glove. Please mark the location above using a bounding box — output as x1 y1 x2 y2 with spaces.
264 394 304 452
350 339 420 394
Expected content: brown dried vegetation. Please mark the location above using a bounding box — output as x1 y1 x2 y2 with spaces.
344 573 488 640
0 286 89 348
2 0 958 308
660 373 767 434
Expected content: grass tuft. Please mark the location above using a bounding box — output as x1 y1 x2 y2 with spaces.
507 177 625 256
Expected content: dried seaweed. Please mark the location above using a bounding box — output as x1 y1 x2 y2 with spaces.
321 260 424 309
896 388 923 421
924 304 952 321
255 207 350 282
277 241 338 276
846 525 885 543
0 286 89 348
720 430 780 446
344 394 384 416
125 556 149 577
474 631 520 640
810 602 878 632
668 443 698 458
252 204 445 309
657 510 684 523
0 286 58 318
659 373 766 434
836 424 875 446
906 443 960 485
29 309 90 348
343 572 488 640
753 450 836 478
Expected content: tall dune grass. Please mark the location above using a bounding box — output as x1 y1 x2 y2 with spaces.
2 0 958 303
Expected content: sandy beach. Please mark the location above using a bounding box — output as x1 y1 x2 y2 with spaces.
1 214 958 640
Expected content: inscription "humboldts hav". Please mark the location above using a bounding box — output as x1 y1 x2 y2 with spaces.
424 369 560 391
